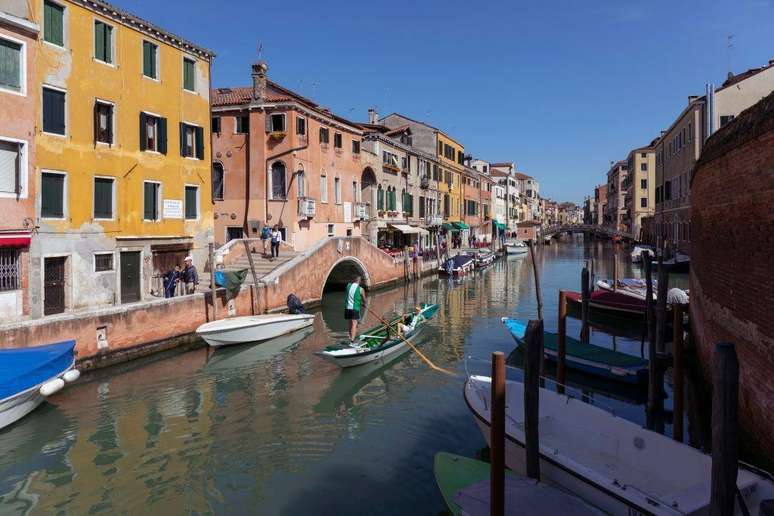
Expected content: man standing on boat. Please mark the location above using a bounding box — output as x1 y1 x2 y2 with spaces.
344 276 367 343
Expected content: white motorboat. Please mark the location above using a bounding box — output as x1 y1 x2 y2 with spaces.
630 245 654 263
505 240 529 255
464 375 774 516
196 313 315 347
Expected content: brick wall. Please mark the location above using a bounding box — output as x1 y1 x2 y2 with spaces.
691 90 774 463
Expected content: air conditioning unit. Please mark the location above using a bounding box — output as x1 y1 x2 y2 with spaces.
355 202 369 220
297 198 316 218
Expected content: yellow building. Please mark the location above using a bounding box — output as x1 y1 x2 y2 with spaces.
30 0 214 317
436 132 464 222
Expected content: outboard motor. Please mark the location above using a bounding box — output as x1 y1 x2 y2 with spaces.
287 293 305 314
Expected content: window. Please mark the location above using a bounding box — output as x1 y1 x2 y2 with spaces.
211 117 221 134
319 127 330 144
334 177 341 204
44 1 64 47
270 161 286 199
327 224 335 237
269 113 285 132
664 180 672 201
183 57 195 91
94 20 112 64
236 115 249 134
640 197 648 208
93 176 114 219
352 181 360 203
143 181 160 220
640 163 647 171
212 162 224 201
41 171 65 218
351 140 360 154
377 185 384 210
296 116 306 136
94 101 113 145
457 150 464 164
0 139 25 197
334 132 342 149
320 174 328 203
297 171 306 198
0 37 23 93
641 179 647 189
0 248 20 291
401 157 407 170
42 87 66 135
179 123 204 159
438 141 443 154
185 185 199 219
419 196 426 218
139 113 167 153
142 41 158 79
94 253 114 272
720 115 735 128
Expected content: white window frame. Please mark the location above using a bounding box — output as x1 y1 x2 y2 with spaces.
92 174 116 221
268 160 287 200
0 136 28 199
142 180 162 222
184 183 200 221
93 251 115 274
0 34 27 97
181 120 201 160
41 84 67 138
92 17 116 67
320 174 328 203
212 160 225 201
141 39 160 82
182 55 196 93
42 0 67 50
296 115 306 136
95 98 116 146
327 224 335 237
334 176 341 205
141 110 161 153
296 170 306 198
40 169 67 220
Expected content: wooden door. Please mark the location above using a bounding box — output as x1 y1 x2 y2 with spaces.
44 257 66 315
120 251 141 303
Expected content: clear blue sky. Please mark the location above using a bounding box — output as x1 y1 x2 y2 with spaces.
117 0 773 203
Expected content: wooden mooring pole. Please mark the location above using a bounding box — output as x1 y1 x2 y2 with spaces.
612 244 618 291
527 242 545 377
243 240 260 315
557 291 567 394
523 319 543 480
209 243 218 321
644 253 657 428
580 267 590 345
710 342 739 516
655 256 669 354
491 351 506 516
672 304 685 443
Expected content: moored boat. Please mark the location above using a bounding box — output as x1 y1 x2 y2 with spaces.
196 313 315 347
315 303 439 368
464 375 774 516
565 288 647 316
505 240 528 255
439 255 475 276
630 245 654 263
663 252 690 273
0 340 80 430
473 249 495 268
502 318 647 384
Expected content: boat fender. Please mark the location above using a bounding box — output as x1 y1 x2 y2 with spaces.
40 378 65 397
63 369 81 383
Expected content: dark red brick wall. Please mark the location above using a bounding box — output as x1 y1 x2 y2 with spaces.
691 90 774 463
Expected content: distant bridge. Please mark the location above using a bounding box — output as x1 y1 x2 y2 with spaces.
543 224 635 241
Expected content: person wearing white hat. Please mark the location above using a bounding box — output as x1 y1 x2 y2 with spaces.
182 255 198 294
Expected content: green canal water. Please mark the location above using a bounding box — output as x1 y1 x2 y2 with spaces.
0 236 696 515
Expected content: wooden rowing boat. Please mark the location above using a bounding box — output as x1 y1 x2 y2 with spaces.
315 303 439 368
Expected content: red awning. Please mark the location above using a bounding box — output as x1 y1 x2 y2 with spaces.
0 236 31 248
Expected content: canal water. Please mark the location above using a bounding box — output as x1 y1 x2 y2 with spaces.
0 236 695 515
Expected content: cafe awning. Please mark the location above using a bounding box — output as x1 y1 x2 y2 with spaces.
0 233 31 248
413 227 430 236
452 222 470 230
390 224 422 234
493 221 506 230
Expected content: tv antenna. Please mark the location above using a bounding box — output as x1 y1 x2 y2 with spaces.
726 34 734 76
257 42 263 60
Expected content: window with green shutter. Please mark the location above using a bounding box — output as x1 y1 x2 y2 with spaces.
93 177 114 219
143 181 159 220
44 1 64 47
142 41 158 79
183 58 195 91
94 21 112 64
41 172 65 218
42 87 66 135
185 185 198 219
0 38 22 92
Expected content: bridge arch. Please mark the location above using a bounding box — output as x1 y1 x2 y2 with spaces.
321 256 372 296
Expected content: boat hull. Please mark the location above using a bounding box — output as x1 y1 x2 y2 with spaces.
566 290 645 316
0 388 46 431
318 325 425 368
505 246 528 255
198 315 315 347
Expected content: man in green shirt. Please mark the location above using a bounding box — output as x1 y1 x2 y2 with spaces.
344 276 367 343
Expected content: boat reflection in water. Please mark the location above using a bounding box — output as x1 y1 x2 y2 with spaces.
205 326 315 373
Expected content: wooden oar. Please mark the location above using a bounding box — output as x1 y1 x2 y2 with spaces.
364 306 455 376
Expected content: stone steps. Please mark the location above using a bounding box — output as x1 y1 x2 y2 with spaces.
200 253 298 286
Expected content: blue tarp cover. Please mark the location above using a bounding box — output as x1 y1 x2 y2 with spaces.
0 340 75 400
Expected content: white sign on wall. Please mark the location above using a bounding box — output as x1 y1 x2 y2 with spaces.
343 202 352 223
163 199 183 219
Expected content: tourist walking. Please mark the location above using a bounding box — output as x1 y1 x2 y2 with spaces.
260 225 271 256
270 226 282 259
182 256 198 294
344 276 367 343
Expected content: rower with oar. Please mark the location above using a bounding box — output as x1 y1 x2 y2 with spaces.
344 276 367 344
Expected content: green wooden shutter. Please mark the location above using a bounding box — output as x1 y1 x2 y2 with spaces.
195 126 204 159
95 21 104 61
0 39 21 91
44 1 64 47
144 182 154 219
158 117 167 154
183 59 194 91
93 101 99 144
179 122 186 157
94 178 113 218
185 186 197 219
143 41 154 77
42 88 65 135
42 173 64 218
139 113 147 151
104 25 112 63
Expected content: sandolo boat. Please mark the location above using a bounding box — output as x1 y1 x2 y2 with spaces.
464 375 774 515
502 319 647 384
315 303 439 368
0 340 80 430
196 313 315 348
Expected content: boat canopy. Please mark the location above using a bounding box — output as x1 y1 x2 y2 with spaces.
452 222 470 230
0 340 75 400
441 223 458 232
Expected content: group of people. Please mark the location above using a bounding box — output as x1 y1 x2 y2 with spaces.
260 225 283 259
162 256 199 298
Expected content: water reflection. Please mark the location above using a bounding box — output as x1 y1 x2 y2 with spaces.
0 235 696 515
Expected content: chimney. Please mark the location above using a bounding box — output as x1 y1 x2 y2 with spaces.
251 61 268 102
688 95 698 104
368 108 377 125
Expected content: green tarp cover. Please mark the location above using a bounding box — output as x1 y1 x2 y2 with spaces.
215 268 248 299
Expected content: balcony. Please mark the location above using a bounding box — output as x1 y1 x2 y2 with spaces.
383 163 400 174
297 198 316 219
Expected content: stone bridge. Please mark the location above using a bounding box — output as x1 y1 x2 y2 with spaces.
544 224 634 241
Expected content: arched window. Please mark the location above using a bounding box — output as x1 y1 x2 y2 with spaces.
271 161 286 200
377 184 384 210
212 162 224 201
296 170 306 198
